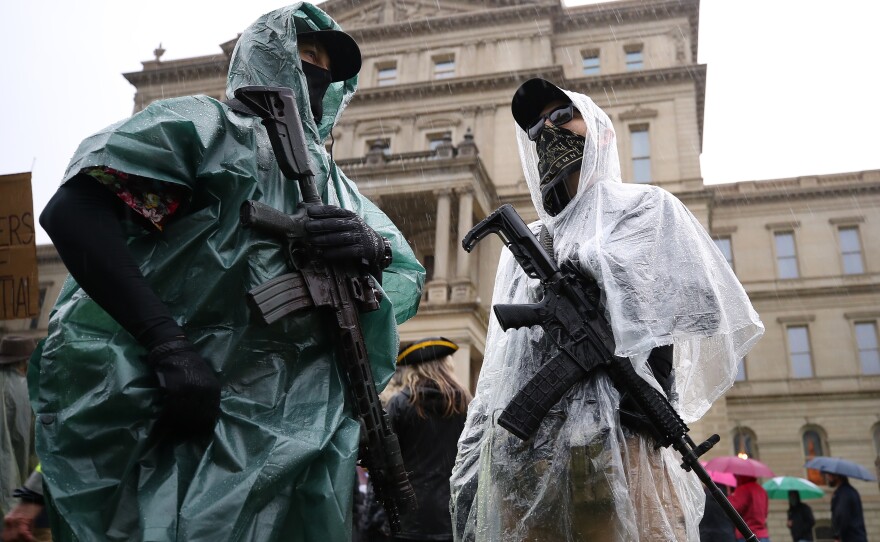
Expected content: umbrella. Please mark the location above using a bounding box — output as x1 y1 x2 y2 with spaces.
762 476 824 499
804 456 876 481
703 456 775 478
700 462 737 487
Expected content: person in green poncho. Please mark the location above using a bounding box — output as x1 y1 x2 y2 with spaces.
33 4 424 541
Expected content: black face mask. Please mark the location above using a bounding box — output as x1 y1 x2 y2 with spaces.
301 60 332 124
535 124 585 216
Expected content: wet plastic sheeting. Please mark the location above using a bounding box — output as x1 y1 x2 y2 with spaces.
30 3 424 541
450 91 763 541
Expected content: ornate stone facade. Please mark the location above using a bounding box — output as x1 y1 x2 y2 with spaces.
5 0 878 539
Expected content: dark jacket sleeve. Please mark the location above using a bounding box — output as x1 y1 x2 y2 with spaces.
40 174 184 348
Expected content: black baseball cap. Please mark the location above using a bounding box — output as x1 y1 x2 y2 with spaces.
511 78 571 132
295 18 362 82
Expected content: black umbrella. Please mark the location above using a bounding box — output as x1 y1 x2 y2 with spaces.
804 456 876 481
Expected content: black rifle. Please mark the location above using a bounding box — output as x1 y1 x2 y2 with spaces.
233 85 416 532
462 204 758 542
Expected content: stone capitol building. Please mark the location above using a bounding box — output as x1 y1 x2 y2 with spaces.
4 0 878 539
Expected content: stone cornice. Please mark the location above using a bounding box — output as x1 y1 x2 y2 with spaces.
709 170 880 205
350 66 565 104
726 376 880 401
565 64 706 143
558 0 700 61
331 1 559 40
351 64 706 109
337 151 499 213
123 56 227 87
743 272 880 301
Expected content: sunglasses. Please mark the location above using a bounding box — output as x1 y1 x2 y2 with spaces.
528 103 576 141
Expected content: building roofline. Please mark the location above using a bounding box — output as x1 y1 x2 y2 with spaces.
708 169 880 204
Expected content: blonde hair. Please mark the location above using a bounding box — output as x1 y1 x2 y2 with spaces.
399 355 472 418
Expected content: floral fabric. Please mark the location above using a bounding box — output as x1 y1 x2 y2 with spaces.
85 166 186 230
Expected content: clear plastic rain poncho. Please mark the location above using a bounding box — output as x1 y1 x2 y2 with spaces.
30 4 424 541
450 90 763 541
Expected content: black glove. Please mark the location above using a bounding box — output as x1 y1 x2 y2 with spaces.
305 205 392 271
147 338 221 440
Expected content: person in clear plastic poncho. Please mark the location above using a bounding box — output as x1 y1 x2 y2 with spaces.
32 4 424 541
450 79 764 542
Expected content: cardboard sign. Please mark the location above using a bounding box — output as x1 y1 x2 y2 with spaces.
0 172 39 320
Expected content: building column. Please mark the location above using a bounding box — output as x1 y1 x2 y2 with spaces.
427 189 451 303
451 188 475 302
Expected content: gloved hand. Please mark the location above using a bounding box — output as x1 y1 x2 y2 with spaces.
146 338 221 440
305 205 392 271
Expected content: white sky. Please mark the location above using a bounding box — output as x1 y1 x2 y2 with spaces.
2 1 879 244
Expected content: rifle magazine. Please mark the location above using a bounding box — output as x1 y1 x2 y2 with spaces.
247 272 314 325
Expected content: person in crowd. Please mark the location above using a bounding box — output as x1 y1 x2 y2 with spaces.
825 472 867 542
388 338 471 542
450 78 763 541
728 475 770 541
699 483 736 542
0 337 35 541
3 466 52 542
33 4 424 541
786 490 814 542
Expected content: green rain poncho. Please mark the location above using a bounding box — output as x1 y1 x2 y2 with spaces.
30 4 424 541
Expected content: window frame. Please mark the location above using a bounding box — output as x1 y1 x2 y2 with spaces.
432 55 456 80
854 320 880 375
365 137 392 156
713 235 735 271
773 230 800 279
786 324 814 378
581 49 600 75
375 61 398 87
629 124 651 183
624 44 644 71
426 130 453 151
837 225 865 275
801 425 829 485
732 426 759 460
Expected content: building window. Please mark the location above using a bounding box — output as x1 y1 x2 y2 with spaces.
376 63 398 86
366 137 391 156
582 51 600 75
433 57 455 80
714 236 734 270
838 226 865 275
855 321 880 375
774 231 799 279
787 325 813 378
427 131 452 151
625 46 644 71
802 427 828 485
735 358 746 381
630 126 651 183
732 427 758 459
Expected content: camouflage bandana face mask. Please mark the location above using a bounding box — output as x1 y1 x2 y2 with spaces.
536 124 586 216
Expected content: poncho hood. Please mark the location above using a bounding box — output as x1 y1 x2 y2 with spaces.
516 91 621 230
227 3 357 142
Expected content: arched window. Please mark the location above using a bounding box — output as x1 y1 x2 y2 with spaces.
732 427 759 460
802 426 828 485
